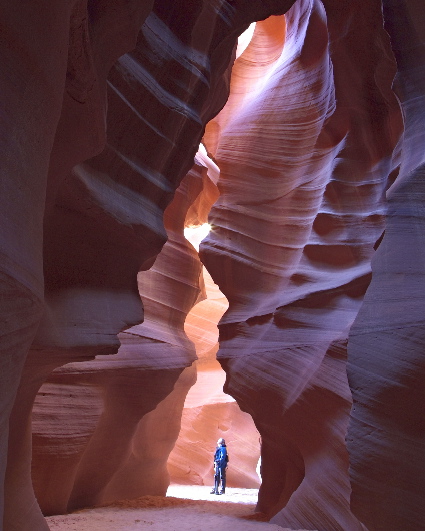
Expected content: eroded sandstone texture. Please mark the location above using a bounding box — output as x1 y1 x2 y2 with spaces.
1 1 296 528
3 2 299 528
29 158 209 516
347 1 425 530
201 0 404 529
1 2 154 528
1 1 425 531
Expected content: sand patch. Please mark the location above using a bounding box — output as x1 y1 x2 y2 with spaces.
45 486 307 530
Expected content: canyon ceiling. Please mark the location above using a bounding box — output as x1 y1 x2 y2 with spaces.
0 1 424 530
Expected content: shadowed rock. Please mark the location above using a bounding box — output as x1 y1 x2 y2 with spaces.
201 1 401 528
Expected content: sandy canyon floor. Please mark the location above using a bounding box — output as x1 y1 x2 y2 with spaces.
45 485 308 530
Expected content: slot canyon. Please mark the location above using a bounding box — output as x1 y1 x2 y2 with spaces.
0 1 424 530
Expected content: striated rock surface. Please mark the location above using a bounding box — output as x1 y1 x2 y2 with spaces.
347 1 425 530
29 156 215 516
201 1 402 529
4 1 302 527
1 2 155 528
2 1 425 531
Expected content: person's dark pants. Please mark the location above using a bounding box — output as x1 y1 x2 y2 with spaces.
214 465 226 493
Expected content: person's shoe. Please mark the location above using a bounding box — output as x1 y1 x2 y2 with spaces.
210 489 217 494
219 490 225 494
215 491 221 495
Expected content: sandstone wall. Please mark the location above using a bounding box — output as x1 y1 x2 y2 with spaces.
1 2 154 528
201 1 403 529
1 1 425 531
2 1 298 528
29 159 208 516
347 1 425 529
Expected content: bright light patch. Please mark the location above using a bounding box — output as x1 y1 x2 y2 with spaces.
184 223 211 251
236 22 256 59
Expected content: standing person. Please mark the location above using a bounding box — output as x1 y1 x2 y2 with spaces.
210 438 229 495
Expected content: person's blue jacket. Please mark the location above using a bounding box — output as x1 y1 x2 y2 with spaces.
214 445 228 468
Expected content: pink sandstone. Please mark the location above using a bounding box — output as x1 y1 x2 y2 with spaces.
201 1 403 529
3 1 299 527
0 1 424 531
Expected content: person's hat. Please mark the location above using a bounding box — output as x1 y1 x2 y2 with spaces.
217 438 225 445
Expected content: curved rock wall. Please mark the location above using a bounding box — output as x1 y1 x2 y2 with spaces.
3 1 302 528
1 2 155 528
1 1 425 531
201 1 402 529
347 1 425 530
29 159 210 516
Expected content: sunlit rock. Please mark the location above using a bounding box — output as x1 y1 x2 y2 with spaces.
201 1 402 529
